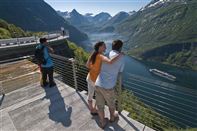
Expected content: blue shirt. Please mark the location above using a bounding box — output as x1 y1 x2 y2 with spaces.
36 44 53 68
95 50 125 89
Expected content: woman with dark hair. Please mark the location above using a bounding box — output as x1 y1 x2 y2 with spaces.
86 41 122 115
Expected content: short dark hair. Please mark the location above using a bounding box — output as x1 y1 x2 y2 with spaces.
40 38 47 43
112 40 123 52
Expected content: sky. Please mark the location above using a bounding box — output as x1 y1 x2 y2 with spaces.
44 0 151 16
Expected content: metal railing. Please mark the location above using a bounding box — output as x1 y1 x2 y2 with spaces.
122 73 197 130
0 30 69 47
1 54 196 130
50 54 197 130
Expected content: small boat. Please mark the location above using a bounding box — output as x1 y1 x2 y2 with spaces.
149 69 176 81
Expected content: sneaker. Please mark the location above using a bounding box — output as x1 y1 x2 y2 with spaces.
49 83 56 88
41 82 48 88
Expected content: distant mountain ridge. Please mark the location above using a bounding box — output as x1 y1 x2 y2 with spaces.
64 9 90 26
92 12 112 25
117 0 197 69
117 0 197 50
58 10 112 27
57 10 132 33
100 11 131 32
0 0 88 43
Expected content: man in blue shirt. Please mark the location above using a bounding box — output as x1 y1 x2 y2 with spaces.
95 40 125 128
36 38 56 88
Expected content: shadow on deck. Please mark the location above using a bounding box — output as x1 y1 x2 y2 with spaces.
0 79 154 131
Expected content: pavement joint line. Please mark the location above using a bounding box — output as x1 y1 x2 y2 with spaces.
7 112 17 131
0 81 71 113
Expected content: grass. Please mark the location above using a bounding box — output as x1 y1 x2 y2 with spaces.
119 89 179 131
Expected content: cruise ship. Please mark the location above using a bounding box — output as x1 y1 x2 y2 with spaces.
149 69 176 81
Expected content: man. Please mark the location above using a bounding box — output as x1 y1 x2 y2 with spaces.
36 38 56 88
95 40 125 128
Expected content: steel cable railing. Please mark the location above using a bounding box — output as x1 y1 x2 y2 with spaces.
122 73 197 129
48 54 197 130
0 30 69 47
51 54 75 88
126 73 197 96
122 84 195 127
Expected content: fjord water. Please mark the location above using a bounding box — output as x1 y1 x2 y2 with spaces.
83 32 197 127
85 33 197 89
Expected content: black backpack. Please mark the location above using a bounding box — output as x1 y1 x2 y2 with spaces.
34 46 47 65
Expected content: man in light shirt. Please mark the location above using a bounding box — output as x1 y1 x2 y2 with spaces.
95 40 125 128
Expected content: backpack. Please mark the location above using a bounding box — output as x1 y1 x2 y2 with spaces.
34 46 47 65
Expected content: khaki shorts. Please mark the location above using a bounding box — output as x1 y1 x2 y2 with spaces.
95 86 116 111
86 75 95 101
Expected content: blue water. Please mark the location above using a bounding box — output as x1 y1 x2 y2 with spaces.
82 32 197 127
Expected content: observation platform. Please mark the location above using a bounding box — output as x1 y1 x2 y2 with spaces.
0 60 154 131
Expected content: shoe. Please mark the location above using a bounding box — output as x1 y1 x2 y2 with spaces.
90 112 98 116
109 115 119 123
99 118 108 129
49 83 56 88
41 82 48 88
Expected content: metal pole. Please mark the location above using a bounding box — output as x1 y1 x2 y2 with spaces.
0 81 5 105
69 58 78 90
35 36 37 44
117 72 123 113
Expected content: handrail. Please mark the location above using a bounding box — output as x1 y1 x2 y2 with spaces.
0 30 69 47
1 54 196 130
44 54 197 130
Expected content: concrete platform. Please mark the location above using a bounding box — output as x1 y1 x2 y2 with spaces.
0 80 155 131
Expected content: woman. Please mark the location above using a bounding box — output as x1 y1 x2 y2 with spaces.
86 41 122 115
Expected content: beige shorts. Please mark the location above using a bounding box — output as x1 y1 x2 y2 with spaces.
86 74 95 101
95 86 116 111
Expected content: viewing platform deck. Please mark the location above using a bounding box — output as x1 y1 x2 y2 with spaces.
0 79 154 131
2 55 196 130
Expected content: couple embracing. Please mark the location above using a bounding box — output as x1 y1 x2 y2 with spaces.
86 40 125 129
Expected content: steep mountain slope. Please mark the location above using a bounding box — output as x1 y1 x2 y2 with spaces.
64 9 90 26
117 0 197 69
92 12 111 25
0 19 26 39
58 10 112 27
117 0 197 51
57 11 69 18
0 0 88 43
100 11 130 32
58 10 112 33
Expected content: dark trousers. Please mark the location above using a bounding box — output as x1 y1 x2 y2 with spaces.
41 67 55 86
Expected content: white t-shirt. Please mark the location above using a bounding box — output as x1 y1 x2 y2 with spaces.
95 50 125 89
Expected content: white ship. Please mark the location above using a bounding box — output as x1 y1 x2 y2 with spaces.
149 69 176 81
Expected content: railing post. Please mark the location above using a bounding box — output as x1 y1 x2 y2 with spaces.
117 72 123 113
0 81 5 103
35 36 37 44
70 58 78 90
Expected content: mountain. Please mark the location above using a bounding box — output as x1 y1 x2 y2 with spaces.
117 0 197 69
128 11 136 16
117 0 197 52
83 13 95 23
0 0 88 43
58 10 112 33
57 11 69 18
58 10 111 26
65 9 90 26
92 12 112 25
0 19 26 39
99 11 130 32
